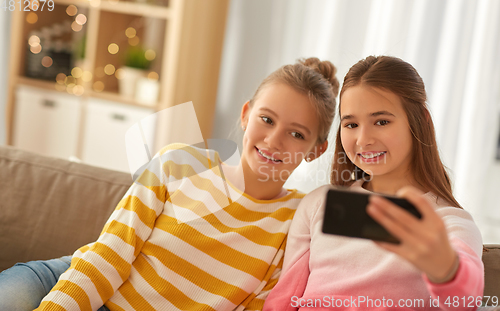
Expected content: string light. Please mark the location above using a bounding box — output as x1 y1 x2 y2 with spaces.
30 45 42 54
26 12 38 24
71 67 83 79
71 21 83 32
82 71 93 82
125 27 136 38
66 5 77 16
73 85 85 96
56 73 66 84
90 0 100 8
28 35 40 47
104 64 116 75
41 56 53 67
128 36 139 46
147 71 159 81
115 68 123 79
93 81 105 92
145 49 156 61
75 14 87 26
108 43 119 54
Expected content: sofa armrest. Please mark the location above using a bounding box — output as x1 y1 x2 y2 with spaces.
0 146 132 272
483 244 500 306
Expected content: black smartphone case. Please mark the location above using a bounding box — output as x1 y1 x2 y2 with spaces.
322 188 422 244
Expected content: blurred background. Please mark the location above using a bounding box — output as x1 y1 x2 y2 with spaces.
1 0 499 243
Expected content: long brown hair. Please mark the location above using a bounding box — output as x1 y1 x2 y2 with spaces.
249 57 340 144
330 55 462 208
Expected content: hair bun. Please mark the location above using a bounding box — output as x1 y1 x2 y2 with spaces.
300 57 340 97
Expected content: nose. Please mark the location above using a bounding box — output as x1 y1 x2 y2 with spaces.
264 128 284 151
356 125 374 148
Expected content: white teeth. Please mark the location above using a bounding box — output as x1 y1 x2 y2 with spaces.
361 152 385 159
258 149 280 162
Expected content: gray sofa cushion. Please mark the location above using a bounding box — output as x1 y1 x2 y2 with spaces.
0 146 131 271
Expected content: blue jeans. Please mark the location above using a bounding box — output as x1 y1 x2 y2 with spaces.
0 256 110 311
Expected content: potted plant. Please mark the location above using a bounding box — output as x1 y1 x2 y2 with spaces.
119 45 151 98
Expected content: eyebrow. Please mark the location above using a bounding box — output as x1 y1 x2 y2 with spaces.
260 107 312 135
340 110 396 122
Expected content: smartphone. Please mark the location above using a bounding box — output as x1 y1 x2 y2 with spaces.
321 188 422 244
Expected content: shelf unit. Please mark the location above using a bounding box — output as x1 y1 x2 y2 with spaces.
6 0 229 162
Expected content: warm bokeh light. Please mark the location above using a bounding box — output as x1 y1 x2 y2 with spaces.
71 21 83 32
64 76 76 85
66 5 77 16
108 43 119 54
94 67 105 78
71 67 83 79
115 68 123 80
30 45 42 54
125 27 136 38
128 36 140 46
66 84 75 94
55 83 66 92
56 73 66 84
28 35 40 47
26 12 38 24
93 81 105 92
41 56 53 67
73 85 85 96
75 14 87 25
104 64 116 75
147 71 159 81
145 49 156 61
82 71 93 82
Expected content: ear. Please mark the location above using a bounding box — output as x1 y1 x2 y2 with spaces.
240 101 251 127
308 140 328 162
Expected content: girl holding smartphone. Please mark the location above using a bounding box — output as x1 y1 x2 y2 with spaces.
264 56 484 311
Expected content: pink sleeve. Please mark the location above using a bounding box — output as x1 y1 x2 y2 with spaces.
263 250 310 311
424 238 484 311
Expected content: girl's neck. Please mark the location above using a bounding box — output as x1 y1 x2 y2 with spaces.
221 163 288 201
363 174 423 195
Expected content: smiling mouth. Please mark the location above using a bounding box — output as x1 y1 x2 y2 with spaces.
256 147 282 162
359 151 386 159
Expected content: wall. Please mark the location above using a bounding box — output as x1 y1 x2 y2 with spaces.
0 11 11 145
213 0 500 243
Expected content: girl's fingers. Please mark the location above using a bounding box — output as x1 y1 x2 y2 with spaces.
368 195 421 231
367 202 420 245
396 187 437 220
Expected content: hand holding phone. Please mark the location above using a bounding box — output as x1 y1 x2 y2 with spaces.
321 188 422 244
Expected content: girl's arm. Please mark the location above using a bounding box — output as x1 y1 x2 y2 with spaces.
367 187 484 311
263 186 329 311
35 152 168 311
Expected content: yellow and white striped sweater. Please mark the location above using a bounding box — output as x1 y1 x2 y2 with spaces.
36 143 304 311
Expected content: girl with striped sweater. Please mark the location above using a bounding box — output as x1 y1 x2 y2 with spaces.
0 57 339 311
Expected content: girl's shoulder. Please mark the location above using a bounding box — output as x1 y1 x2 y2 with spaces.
295 185 332 220
157 143 221 166
302 184 331 203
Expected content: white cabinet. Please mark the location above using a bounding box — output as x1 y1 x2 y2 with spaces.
12 85 156 173
81 99 156 173
13 86 81 159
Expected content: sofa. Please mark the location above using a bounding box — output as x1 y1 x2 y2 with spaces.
0 145 499 308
